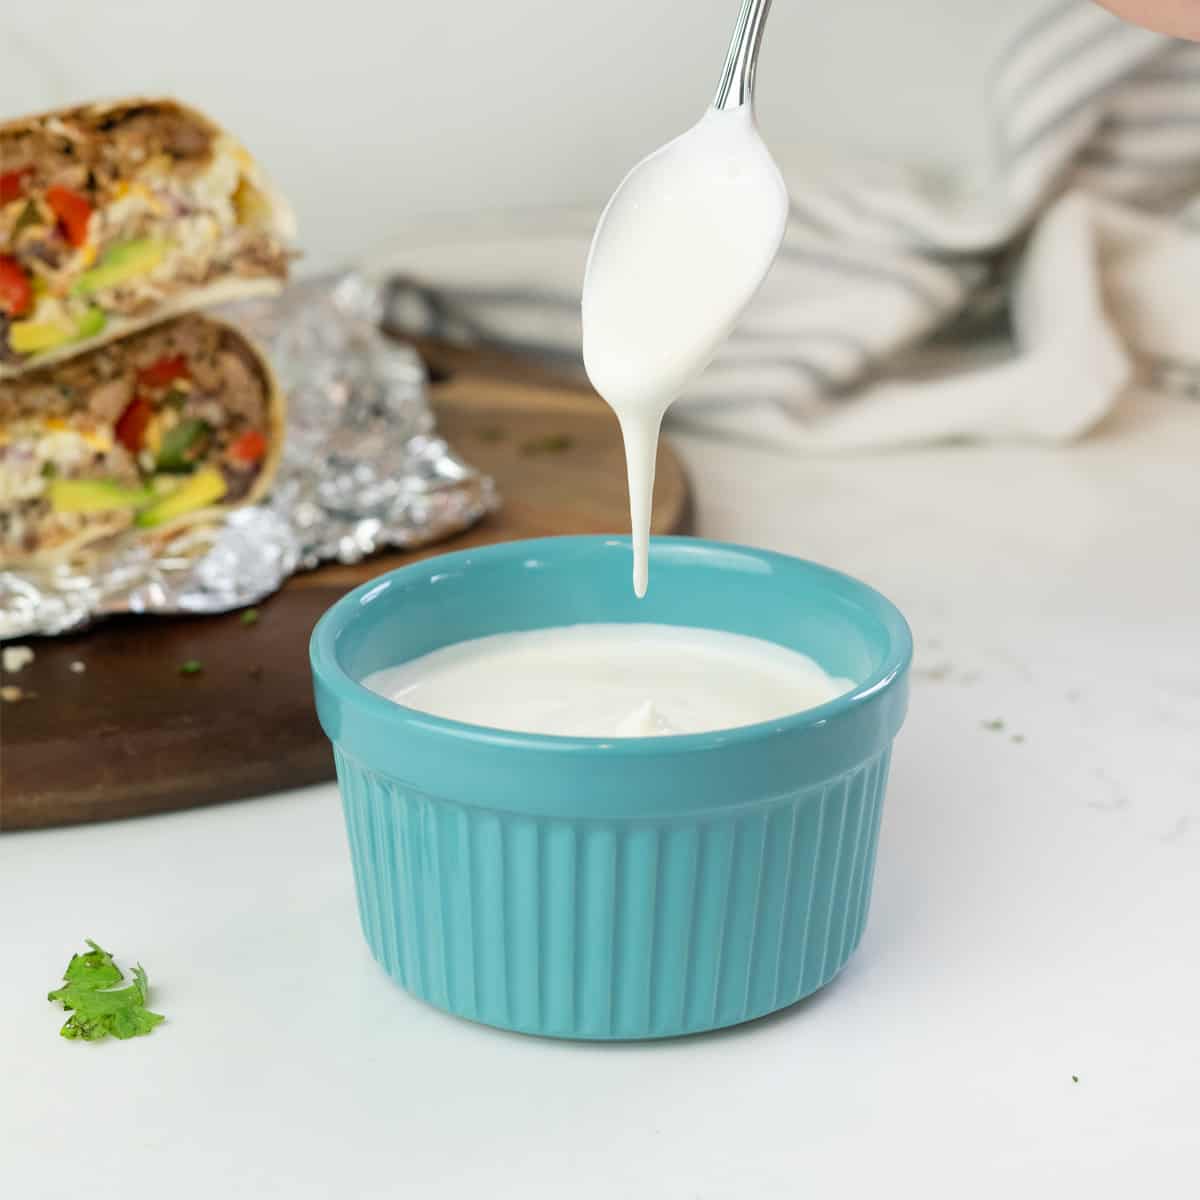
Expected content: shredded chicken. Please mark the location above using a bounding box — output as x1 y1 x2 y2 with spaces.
87 375 133 423
216 350 265 426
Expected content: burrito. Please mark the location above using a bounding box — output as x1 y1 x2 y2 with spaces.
0 98 294 375
0 314 282 565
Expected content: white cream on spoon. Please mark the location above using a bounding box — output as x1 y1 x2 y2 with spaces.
363 624 852 738
363 6 816 743
582 0 786 597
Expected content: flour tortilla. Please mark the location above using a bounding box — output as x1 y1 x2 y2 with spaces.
0 276 285 380
0 97 295 379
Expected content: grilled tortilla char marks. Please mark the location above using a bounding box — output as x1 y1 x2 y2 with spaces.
0 316 273 563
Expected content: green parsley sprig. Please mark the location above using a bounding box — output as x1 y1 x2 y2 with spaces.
48 940 165 1042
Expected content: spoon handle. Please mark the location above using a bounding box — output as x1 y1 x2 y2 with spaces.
713 0 773 111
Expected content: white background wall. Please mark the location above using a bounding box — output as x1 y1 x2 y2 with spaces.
3 0 1048 270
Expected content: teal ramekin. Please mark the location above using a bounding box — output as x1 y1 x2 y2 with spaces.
310 535 911 1039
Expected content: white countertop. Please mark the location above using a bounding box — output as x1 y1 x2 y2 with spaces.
3 390 1198 1198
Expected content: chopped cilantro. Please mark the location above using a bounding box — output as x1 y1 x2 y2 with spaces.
47 940 164 1042
1071 1074 1079 1083
240 608 260 626
179 659 203 676
981 718 1005 732
477 426 506 443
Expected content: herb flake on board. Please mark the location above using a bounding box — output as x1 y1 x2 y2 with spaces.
520 433 573 455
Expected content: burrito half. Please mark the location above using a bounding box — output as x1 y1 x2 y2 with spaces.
0 98 294 375
0 314 282 565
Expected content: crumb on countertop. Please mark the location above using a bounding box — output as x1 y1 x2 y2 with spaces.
2 645 34 673
1 684 33 702
915 663 952 681
69 660 86 674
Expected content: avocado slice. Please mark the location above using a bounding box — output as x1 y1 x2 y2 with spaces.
48 478 153 514
75 306 107 338
72 238 169 297
8 306 107 354
135 466 227 527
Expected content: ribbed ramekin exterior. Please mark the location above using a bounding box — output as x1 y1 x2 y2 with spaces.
334 744 893 1039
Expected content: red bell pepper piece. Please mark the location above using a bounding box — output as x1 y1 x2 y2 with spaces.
114 396 153 452
226 429 267 465
137 355 190 389
0 166 34 205
45 185 93 248
0 254 32 317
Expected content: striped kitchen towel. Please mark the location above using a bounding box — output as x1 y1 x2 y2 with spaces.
376 1 1200 450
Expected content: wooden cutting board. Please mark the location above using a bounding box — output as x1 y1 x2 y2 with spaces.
0 340 692 831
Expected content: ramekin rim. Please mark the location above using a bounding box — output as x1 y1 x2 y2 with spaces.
309 535 913 758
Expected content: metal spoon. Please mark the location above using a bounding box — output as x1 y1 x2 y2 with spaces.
713 0 773 111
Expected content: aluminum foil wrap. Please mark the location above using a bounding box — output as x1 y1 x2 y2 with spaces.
0 273 497 639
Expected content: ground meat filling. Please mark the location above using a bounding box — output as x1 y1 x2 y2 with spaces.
0 104 215 197
0 315 273 562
